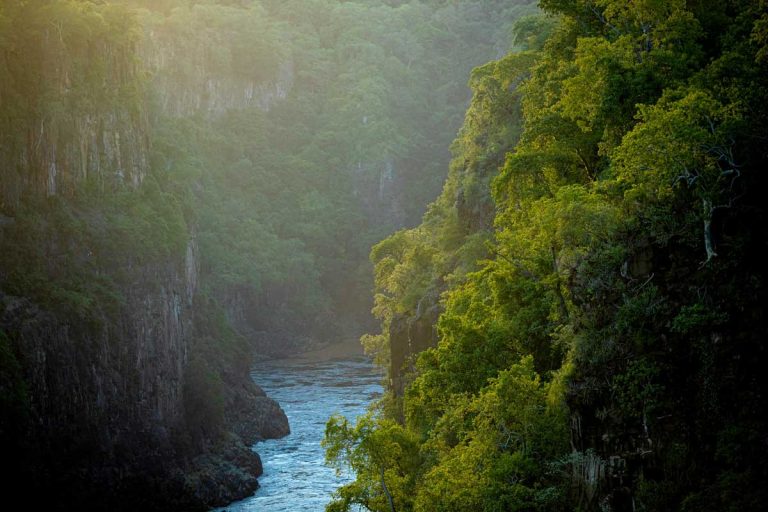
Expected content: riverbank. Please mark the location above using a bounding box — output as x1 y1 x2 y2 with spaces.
215 353 382 511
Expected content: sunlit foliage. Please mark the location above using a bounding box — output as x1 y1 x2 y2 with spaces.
333 1 768 510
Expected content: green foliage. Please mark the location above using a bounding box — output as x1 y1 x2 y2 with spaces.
324 412 422 512
131 0 542 343
365 42 540 381
0 182 187 327
325 357 569 512
334 1 768 511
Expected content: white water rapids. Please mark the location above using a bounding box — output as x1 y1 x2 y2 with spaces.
217 354 382 511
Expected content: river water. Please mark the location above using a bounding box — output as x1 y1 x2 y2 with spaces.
216 355 383 512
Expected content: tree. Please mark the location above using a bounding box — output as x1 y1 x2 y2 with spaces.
323 413 421 512
611 88 744 263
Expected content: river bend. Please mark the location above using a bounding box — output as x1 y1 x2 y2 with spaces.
217 355 382 511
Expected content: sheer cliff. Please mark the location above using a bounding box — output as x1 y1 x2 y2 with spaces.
0 1 149 210
0 2 287 510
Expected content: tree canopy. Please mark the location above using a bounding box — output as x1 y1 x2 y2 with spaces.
331 1 768 510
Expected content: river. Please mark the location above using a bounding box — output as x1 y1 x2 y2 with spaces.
216 351 383 511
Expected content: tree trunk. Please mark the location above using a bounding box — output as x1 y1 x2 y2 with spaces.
703 198 718 263
551 246 570 320
380 466 396 512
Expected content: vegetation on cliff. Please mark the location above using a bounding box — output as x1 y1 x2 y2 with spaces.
129 0 539 350
0 0 537 509
3 0 765 509
328 1 768 510
0 1 269 509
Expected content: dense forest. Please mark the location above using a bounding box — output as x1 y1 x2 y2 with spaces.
324 1 768 511
125 0 537 351
1 0 767 510
0 0 537 509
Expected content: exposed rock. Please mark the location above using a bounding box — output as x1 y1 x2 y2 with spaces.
140 24 293 118
0 10 151 214
352 158 408 233
224 367 290 443
0 5 293 509
0 234 288 510
231 394 290 442
185 433 263 507
0 250 193 459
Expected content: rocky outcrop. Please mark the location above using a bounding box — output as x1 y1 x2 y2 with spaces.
186 436 264 507
229 383 290 442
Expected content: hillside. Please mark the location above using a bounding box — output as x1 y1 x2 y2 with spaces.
328 2 768 511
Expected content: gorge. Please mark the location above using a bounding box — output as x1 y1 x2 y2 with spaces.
1 0 533 509
217 350 383 511
2 1 768 511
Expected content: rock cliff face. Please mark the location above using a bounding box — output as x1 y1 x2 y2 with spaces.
147 50 294 118
137 7 293 119
353 159 408 234
0 239 196 454
0 230 288 510
0 29 149 213
0 109 150 212
0 4 289 510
